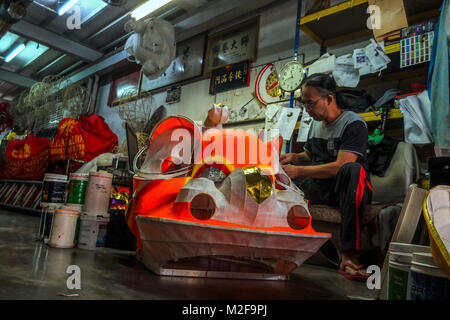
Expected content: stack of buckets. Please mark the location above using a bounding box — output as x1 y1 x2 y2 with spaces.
77 172 112 250
39 171 113 251
39 173 70 242
388 242 450 300
46 173 89 249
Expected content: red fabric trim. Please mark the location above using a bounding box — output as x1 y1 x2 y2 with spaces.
354 166 366 250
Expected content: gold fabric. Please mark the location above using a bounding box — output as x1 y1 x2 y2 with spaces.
265 70 282 97
243 166 273 204
423 190 450 280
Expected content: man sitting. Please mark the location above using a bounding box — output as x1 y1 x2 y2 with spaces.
281 73 373 281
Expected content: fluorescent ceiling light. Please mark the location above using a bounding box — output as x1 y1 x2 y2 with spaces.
4 43 26 63
0 32 19 53
58 0 80 16
131 0 172 21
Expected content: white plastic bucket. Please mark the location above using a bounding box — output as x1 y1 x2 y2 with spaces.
83 172 113 215
41 173 68 208
77 214 110 250
409 252 450 300
48 209 80 249
388 242 430 300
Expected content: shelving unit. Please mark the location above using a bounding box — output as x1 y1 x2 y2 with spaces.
0 180 42 215
292 0 442 133
300 0 442 51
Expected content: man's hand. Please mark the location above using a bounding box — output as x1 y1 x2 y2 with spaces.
281 164 301 179
280 153 298 165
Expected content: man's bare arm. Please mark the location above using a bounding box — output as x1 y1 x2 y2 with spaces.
282 151 358 179
294 151 313 165
280 151 312 166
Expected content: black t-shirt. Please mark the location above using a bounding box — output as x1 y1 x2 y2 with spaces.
304 111 369 170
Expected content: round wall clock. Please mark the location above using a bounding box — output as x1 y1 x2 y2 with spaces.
278 61 306 93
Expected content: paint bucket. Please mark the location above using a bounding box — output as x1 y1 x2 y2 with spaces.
77 214 110 250
409 252 450 300
48 208 80 249
66 173 89 205
37 206 58 241
41 173 68 208
83 172 113 215
388 242 430 300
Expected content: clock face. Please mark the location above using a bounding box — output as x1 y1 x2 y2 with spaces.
278 61 305 92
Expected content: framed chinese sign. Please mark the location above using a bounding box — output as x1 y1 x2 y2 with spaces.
205 17 259 74
140 33 206 93
108 70 141 106
209 60 250 95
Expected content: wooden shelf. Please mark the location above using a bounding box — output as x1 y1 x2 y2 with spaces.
294 108 403 130
300 0 441 48
360 108 403 122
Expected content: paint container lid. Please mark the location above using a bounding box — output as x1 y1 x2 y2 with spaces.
89 171 113 179
70 173 89 180
43 173 68 182
389 242 430 254
55 208 79 216
412 253 439 268
81 210 110 217
41 203 64 210
81 212 110 221
62 204 83 211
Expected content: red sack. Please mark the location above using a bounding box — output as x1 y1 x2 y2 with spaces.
50 114 118 163
50 118 85 162
78 114 118 161
3 134 50 180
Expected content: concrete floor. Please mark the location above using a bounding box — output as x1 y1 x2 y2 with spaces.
0 209 377 300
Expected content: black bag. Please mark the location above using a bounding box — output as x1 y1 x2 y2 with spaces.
338 89 375 113
367 136 400 176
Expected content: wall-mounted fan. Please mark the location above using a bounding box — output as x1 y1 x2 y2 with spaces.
102 0 128 6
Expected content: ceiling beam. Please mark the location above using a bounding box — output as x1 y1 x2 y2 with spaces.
173 0 279 42
173 0 208 11
61 50 130 88
10 20 103 62
0 69 37 88
59 0 282 87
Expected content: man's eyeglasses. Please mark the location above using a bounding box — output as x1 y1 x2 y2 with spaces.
296 99 320 110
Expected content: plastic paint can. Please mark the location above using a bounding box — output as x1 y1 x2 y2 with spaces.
48 209 80 249
66 173 89 205
77 214 110 250
409 252 450 300
41 173 68 208
387 242 430 300
83 172 113 215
